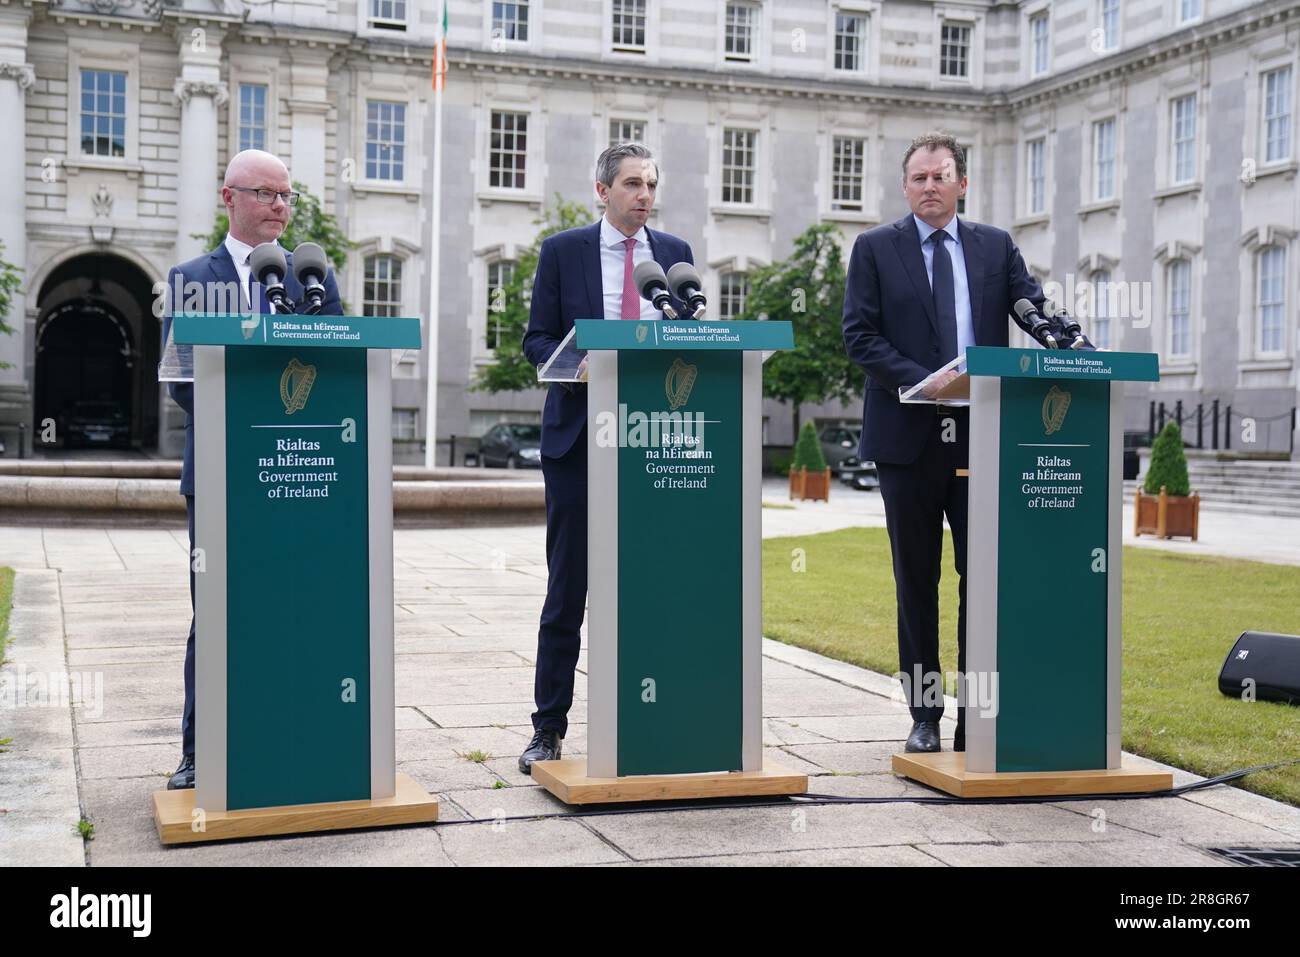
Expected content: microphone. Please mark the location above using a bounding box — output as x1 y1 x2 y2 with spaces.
249 242 293 313
633 260 679 319
1043 298 1091 350
292 243 329 315
1012 298 1058 349
666 262 707 319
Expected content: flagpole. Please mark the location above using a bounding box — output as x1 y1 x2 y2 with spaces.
423 6 446 468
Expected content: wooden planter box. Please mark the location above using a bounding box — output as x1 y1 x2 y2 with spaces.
789 466 831 502
1134 486 1200 541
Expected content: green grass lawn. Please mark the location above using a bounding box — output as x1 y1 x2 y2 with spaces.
763 529 1300 806
0 567 13 662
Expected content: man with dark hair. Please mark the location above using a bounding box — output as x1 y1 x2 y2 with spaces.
842 131 1046 754
516 143 695 773
160 149 342 790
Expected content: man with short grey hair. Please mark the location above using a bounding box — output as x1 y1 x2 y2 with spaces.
842 132 1047 755
516 143 695 773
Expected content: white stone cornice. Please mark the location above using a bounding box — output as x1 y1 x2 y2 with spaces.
172 77 228 107
0 61 35 91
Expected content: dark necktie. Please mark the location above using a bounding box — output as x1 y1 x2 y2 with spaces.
928 231 958 364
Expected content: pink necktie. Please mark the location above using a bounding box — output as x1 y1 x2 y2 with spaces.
620 237 639 320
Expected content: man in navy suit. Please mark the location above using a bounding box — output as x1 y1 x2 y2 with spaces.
160 149 342 789
841 133 1046 755
517 143 694 773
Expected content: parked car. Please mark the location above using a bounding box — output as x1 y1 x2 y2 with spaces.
819 425 862 474
478 423 542 468
838 456 880 491
61 400 131 449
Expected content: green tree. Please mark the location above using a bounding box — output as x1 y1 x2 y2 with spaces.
738 222 859 436
1144 420 1191 497
474 195 592 393
790 420 828 472
0 241 21 370
194 182 357 310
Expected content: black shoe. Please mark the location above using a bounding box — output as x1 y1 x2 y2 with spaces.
167 754 195 790
517 729 562 775
904 721 941 753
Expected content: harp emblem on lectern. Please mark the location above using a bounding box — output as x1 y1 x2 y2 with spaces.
1042 385 1071 436
280 358 317 415
664 357 698 410
1019 354 1032 374
635 323 649 344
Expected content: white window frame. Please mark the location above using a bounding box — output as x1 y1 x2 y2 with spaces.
471 243 524 365
352 75 422 195
227 58 278 164
1261 64 1296 168
485 257 519 354
391 408 419 441
1025 135 1047 217
719 1 764 69
936 18 975 84
1176 0 1202 27
1095 0 1121 54
357 0 418 39
717 269 751 320
826 2 880 82
605 0 658 61
65 39 140 172
367 0 410 32
484 0 540 52
828 132 868 215
363 98 410 184
476 95 546 205
1089 269 1114 350
718 125 760 208
1166 257 1193 360
1091 116 1118 203
1027 6 1050 79
1169 92 1199 186
1255 244 1289 357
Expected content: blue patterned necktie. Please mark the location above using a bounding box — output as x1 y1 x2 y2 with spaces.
928 230 958 364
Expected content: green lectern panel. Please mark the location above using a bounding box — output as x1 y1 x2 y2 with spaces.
995 377 1109 772
224 345 371 809
616 350 743 775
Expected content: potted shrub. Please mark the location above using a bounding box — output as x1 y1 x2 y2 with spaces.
789 421 831 502
1134 420 1200 540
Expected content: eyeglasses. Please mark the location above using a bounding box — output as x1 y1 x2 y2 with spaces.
229 186 300 206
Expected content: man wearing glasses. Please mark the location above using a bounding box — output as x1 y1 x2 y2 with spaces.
160 149 342 790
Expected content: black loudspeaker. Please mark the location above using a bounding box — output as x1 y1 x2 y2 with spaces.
1218 632 1300 704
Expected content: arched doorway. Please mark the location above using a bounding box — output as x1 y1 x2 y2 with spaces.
33 253 159 451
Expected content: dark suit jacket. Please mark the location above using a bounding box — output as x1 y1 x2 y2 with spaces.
161 243 343 495
841 214 1045 465
522 222 695 459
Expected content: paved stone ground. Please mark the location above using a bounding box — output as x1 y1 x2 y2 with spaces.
3 487 1300 866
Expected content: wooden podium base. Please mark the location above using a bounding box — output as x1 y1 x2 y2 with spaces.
530 758 808 805
152 772 439 845
892 752 1174 798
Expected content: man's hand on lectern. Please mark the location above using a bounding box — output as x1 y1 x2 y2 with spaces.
922 368 959 398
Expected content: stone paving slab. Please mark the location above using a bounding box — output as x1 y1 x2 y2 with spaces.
4 519 1300 868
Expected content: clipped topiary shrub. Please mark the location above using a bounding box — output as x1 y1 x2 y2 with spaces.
790 421 827 473
1143 420 1191 497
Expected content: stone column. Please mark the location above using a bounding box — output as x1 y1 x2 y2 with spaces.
173 28 227 264
0 15 34 445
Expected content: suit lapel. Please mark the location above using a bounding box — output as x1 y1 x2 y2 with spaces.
580 222 604 321
891 216 939 337
207 245 248 313
958 218 985 343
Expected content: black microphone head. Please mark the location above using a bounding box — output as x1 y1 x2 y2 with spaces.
665 261 702 301
250 243 288 285
292 242 328 285
633 260 669 300
1012 298 1038 320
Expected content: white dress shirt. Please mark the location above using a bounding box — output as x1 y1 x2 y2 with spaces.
913 214 975 358
224 233 285 313
599 214 659 322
